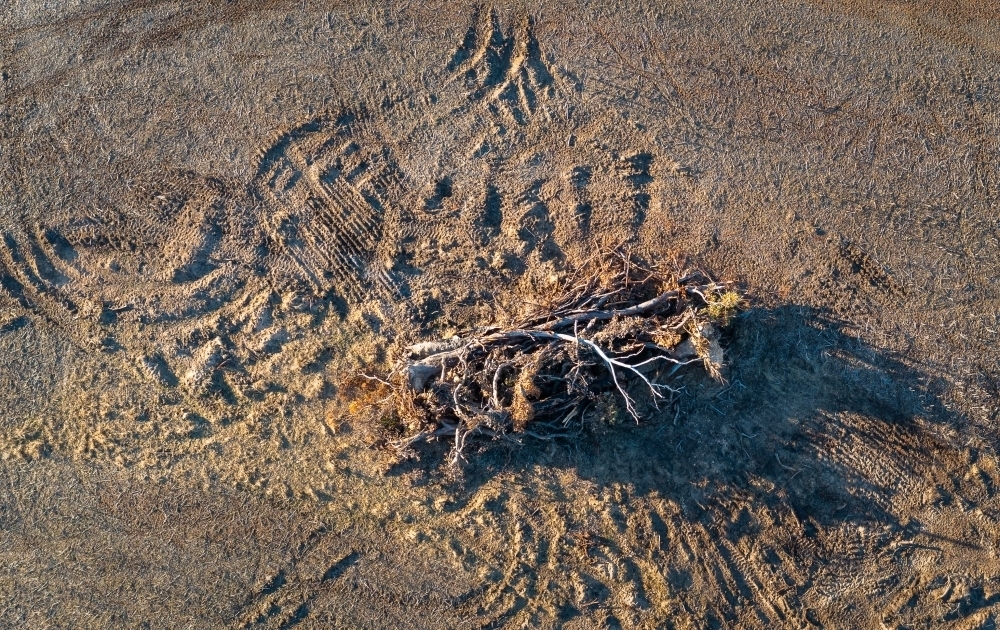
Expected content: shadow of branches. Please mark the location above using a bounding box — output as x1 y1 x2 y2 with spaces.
422 305 983 628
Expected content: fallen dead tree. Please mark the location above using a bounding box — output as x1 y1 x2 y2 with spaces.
350 253 742 466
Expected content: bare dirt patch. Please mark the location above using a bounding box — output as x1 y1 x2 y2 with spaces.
2 1 1000 627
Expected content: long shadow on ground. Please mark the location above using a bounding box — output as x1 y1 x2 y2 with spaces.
394 305 981 628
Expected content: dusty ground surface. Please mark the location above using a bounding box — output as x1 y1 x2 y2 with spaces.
2 1 1000 627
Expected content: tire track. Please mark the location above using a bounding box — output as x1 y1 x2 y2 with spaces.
251 111 407 305
446 7 559 127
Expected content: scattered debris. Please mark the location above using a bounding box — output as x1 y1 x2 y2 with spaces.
348 251 743 466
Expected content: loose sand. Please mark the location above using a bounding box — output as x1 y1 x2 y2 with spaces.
2 1 1000 627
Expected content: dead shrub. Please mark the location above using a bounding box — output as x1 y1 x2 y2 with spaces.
351 249 742 466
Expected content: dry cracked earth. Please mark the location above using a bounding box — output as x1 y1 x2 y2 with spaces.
2 1 1000 628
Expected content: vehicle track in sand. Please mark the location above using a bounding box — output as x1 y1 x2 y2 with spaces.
2 2 1000 628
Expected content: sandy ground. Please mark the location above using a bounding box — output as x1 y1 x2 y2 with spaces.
2 1 1000 627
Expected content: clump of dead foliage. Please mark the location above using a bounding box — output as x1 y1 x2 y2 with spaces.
347 250 743 466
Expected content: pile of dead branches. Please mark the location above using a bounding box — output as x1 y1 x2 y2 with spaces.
353 253 742 466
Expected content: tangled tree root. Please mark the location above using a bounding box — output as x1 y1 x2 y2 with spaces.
353 252 742 467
